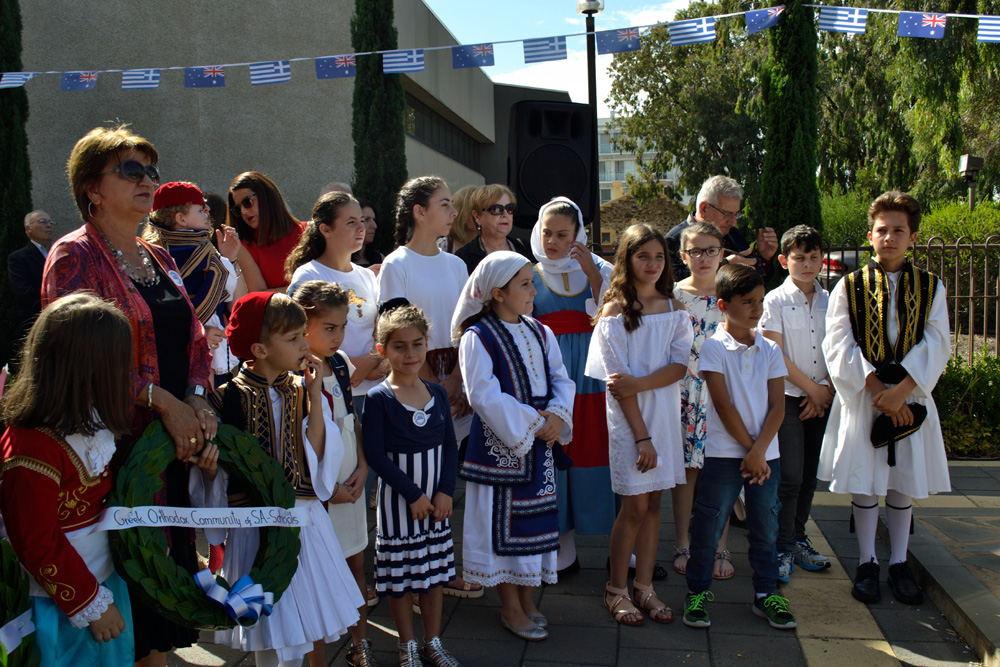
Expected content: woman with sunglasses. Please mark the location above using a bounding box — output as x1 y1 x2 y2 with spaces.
226 171 306 292
454 185 533 275
42 124 213 667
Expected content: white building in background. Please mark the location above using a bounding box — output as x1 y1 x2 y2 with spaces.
597 117 686 205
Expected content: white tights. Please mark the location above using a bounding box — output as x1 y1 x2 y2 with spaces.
852 490 912 566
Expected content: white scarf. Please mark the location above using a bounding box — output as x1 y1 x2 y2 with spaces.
529 197 605 296
450 251 530 341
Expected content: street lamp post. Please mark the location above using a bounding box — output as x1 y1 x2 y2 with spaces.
577 0 604 251
959 154 984 212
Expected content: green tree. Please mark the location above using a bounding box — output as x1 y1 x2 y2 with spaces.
607 1 769 226
350 0 408 253
759 0 822 234
0 0 32 366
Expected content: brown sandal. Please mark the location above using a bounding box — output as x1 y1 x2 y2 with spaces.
632 581 674 624
605 582 645 626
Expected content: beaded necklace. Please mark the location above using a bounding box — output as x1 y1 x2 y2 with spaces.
98 227 160 287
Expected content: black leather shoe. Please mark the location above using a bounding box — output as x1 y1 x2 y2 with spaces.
851 560 881 603
887 561 924 605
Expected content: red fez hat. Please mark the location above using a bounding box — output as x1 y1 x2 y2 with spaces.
226 292 274 360
152 182 205 212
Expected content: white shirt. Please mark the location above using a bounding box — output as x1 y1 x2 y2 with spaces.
699 327 787 460
378 247 469 351
31 240 48 258
759 276 829 397
290 260 379 359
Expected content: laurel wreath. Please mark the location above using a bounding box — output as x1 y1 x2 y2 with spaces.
108 421 300 630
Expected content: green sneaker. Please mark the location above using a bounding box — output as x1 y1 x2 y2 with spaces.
683 591 714 628
752 594 797 629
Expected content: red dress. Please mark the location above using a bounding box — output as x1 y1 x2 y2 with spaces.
243 222 306 289
0 427 112 619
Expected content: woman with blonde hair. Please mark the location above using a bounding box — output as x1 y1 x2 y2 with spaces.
455 185 533 274
438 185 478 253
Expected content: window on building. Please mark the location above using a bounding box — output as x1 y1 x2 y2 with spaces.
404 93 481 171
602 232 611 243
600 188 612 204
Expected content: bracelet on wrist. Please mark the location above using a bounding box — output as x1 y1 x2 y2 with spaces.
635 437 651 444
147 383 154 409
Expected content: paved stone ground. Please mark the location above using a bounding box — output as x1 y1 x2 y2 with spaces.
167 463 990 667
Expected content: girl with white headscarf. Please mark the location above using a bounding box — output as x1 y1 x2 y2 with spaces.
453 251 575 641
529 198 616 571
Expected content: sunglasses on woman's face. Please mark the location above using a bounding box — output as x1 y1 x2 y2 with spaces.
102 160 160 184
484 203 516 216
234 193 257 210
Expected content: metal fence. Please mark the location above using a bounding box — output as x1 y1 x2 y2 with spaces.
821 236 1000 363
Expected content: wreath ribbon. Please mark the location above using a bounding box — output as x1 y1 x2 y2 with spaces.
0 609 34 654
194 569 274 623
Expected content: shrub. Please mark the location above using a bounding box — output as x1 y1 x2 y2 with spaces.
820 189 869 244
920 201 1000 242
934 353 1000 459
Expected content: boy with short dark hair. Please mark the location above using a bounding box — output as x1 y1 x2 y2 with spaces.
819 191 950 605
760 225 833 582
684 264 794 630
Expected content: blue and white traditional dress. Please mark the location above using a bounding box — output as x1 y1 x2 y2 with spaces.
529 200 616 538
363 380 458 596
458 311 575 586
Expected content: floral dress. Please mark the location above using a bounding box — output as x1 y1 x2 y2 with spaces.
674 285 724 469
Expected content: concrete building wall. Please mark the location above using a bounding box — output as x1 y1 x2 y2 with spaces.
395 0 494 144
404 137 485 192
21 1 355 226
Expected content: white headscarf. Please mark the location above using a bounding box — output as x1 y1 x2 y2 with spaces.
530 196 611 300
451 251 530 341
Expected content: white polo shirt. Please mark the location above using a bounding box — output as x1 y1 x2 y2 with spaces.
759 276 829 397
699 327 787 460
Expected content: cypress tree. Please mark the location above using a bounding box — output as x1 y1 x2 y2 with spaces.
759 0 822 237
351 0 408 253
0 0 33 366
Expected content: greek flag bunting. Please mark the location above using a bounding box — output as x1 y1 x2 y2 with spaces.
898 12 947 39
523 36 568 63
452 43 495 69
978 16 1000 42
121 68 160 89
249 61 291 85
596 27 642 54
383 49 425 74
0 72 36 88
61 71 98 91
669 17 717 45
316 55 357 78
818 7 868 34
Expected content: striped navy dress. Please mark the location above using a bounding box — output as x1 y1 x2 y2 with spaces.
362 380 458 597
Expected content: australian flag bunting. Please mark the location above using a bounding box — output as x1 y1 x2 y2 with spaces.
979 16 1000 42
0 72 36 89
185 66 225 88
746 7 785 34
818 7 868 34
669 17 717 45
452 44 495 69
596 27 642 54
121 69 160 90
61 71 98 91
383 49 425 74
316 55 357 78
249 61 291 85
898 12 947 39
523 36 568 63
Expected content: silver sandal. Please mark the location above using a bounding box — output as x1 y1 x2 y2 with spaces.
398 639 421 667
422 636 461 667
346 638 379 667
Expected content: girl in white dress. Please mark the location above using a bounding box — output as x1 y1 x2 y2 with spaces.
290 280 376 667
453 252 574 642
585 224 692 627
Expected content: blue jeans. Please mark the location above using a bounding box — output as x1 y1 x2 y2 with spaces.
686 457 781 596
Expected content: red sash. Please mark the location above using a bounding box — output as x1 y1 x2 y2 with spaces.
537 309 593 336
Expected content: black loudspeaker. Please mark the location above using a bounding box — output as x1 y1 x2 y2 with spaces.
507 100 595 229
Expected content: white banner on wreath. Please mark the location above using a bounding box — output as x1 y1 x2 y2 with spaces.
79 506 313 535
